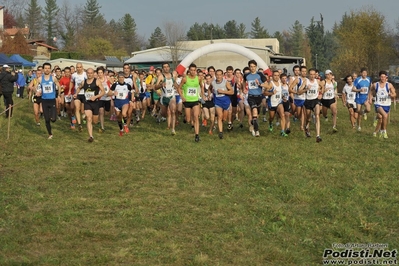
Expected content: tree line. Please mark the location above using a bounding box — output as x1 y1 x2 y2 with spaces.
1 0 399 77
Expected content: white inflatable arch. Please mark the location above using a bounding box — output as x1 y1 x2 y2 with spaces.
176 43 271 75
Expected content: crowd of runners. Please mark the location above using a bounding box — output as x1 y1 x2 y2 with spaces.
26 60 396 142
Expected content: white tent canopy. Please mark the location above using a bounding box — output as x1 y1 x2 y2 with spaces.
125 46 192 64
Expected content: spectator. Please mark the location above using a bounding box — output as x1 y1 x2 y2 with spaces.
16 69 26 98
0 65 18 118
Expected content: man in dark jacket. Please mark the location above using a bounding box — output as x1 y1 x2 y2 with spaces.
0 65 18 118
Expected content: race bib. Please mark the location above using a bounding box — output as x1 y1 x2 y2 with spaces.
361 87 368 94
187 87 197 96
85 91 95 101
43 84 53 94
248 80 258 90
65 95 73 103
116 90 128 100
308 89 316 95
326 93 333 98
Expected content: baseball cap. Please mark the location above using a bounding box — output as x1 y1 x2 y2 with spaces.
3 64 9 68
149 66 155 71
325 70 333 75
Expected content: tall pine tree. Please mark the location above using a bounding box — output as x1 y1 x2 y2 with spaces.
148 27 167 48
43 0 59 47
24 0 42 39
250 17 270 38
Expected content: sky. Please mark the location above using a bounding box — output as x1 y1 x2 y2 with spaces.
38 0 399 38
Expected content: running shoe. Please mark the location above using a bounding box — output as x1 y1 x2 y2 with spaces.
383 132 388 139
373 119 378 127
333 126 338 132
239 123 243 128
78 125 83 132
263 117 267 122
285 128 291 134
219 132 223 139
48 135 53 139
124 124 129 133
305 128 311 138
316 136 322 143
208 130 213 135
119 130 123 136
373 132 377 137
357 126 361 132
36 122 41 126
281 132 288 137
249 125 254 133
99 128 104 133
228 123 233 131
171 129 176 136
363 113 367 120
202 120 207 127
269 124 273 132
195 135 200 142
88 136 94 143
255 131 260 137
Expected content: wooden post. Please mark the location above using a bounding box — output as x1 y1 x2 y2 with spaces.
7 104 11 140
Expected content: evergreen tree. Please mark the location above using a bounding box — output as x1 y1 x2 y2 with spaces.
238 23 247 38
43 0 59 47
82 0 105 27
306 15 326 70
24 0 42 39
148 27 167 48
250 17 270 38
224 20 239 38
290 20 305 57
119 13 138 52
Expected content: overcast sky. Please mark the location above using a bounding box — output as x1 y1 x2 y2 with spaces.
40 0 398 38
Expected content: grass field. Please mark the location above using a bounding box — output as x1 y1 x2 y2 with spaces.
1 98 398 265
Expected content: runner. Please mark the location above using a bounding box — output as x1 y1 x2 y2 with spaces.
321 70 338 132
263 70 287 137
213 69 234 139
370 70 396 138
28 66 43 126
201 73 215 135
59 66 75 129
178 63 203 142
225 65 235 131
289 65 307 131
97 66 111 133
74 68 105 142
241 66 253 131
35 63 60 139
110 72 134 136
234 68 245 129
341 75 358 128
280 73 291 134
157 64 178 135
70 63 87 132
301 68 323 142
241 60 267 137
353 67 371 131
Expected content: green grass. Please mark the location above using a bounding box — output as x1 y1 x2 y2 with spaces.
1 99 398 265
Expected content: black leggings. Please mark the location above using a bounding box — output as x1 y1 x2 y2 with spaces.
3 92 13 118
42 99 57 135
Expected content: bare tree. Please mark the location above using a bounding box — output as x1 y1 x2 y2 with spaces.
163 20 187 68
2 0 28 20
57 1 82 51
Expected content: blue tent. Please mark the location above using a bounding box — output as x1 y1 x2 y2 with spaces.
9 54 36 67
0 53 19 66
